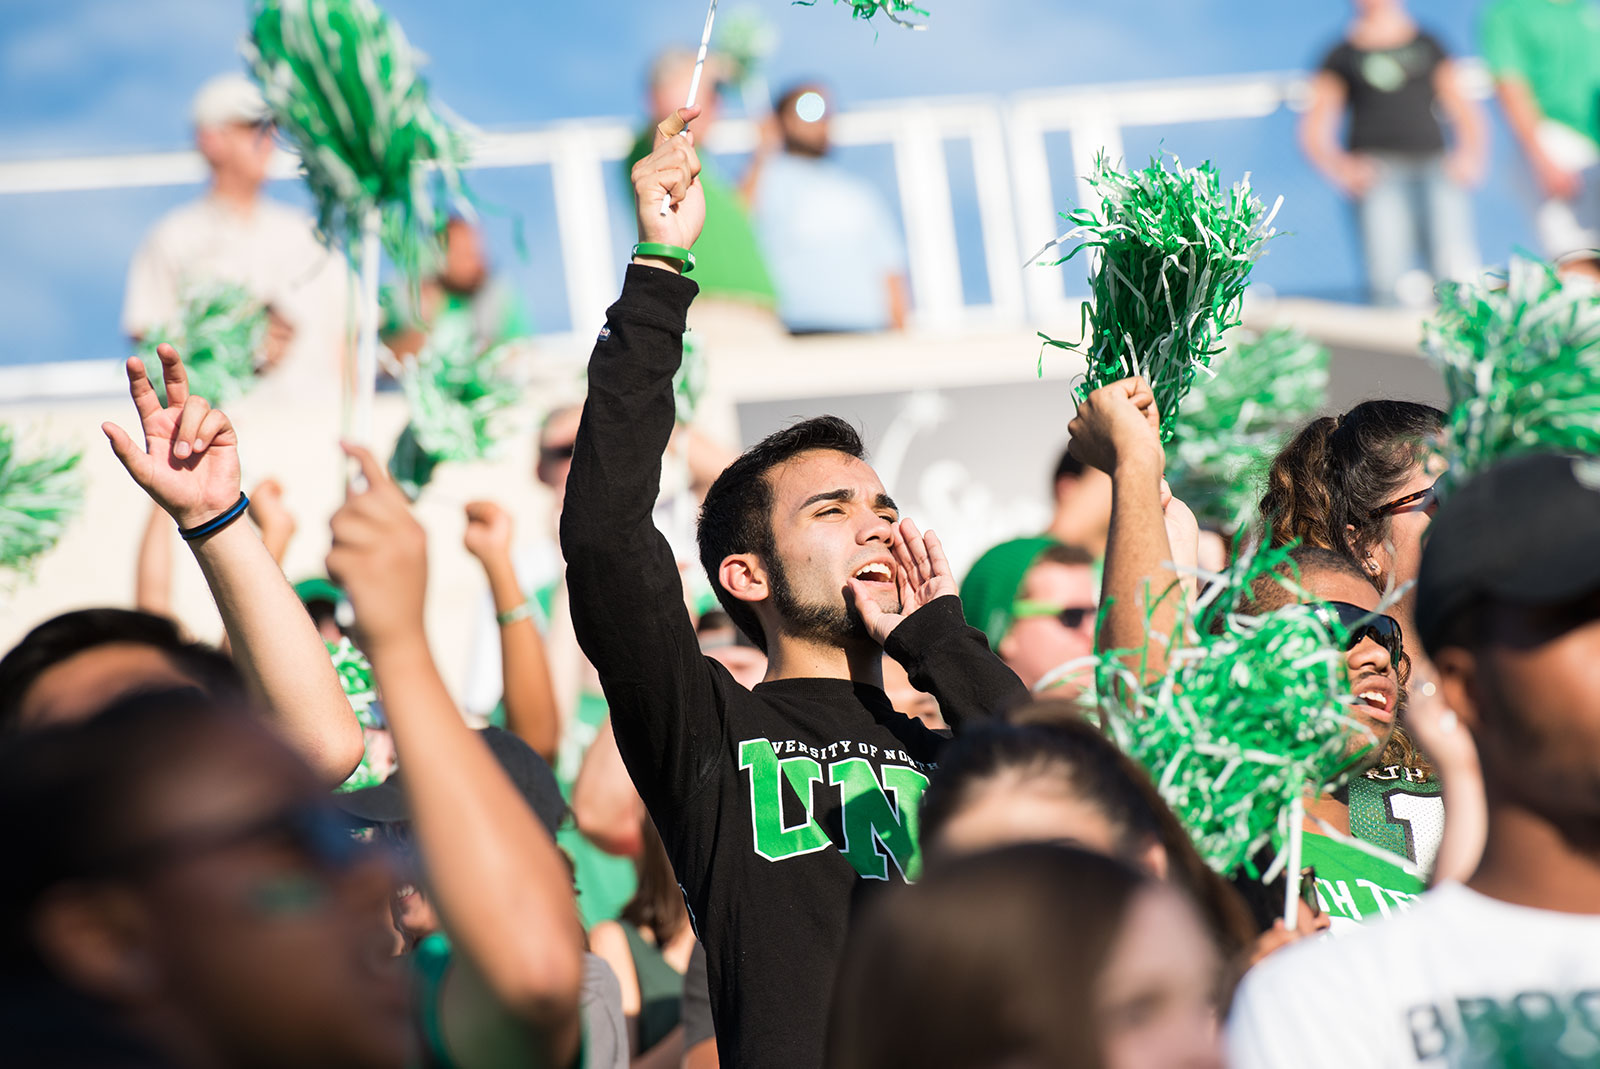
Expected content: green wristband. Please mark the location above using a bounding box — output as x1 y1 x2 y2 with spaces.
496 601 535 628
632 242 696 274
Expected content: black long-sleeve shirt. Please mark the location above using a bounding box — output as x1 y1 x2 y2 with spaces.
560 265 1029 1069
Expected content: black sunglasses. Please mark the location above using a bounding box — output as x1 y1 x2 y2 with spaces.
1012 600 1096 629
539 442 576 462
96 801 370 879
1318 601 1404 659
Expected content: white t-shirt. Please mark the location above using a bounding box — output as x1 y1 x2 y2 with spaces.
1228 882 1600 1068
123 193 346 379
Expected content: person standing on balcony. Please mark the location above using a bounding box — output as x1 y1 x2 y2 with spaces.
627 49 779 339
743 83 910 334
1300 0 1486 306
627 48 781 449
122 73 344 382
1481 0 1600 283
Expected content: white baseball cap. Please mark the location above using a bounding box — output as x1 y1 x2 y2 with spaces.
191 73 270 128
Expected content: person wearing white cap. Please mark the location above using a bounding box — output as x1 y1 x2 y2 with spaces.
122 72 344 381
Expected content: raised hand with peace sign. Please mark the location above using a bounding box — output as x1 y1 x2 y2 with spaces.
102 343 242 531
99 341 364 788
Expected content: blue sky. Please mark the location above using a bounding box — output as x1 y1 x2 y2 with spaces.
0 0 1537 365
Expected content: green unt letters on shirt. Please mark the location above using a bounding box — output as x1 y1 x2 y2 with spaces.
738 738 930 881
1302 832 1425 930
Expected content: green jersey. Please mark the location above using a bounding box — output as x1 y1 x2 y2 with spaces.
1302 832 1425 931
1347 765 1445 873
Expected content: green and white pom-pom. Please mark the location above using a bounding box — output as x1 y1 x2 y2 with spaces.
328 637 389 791
1425 256 1600 492
388 316 518 498
1168 328 1329 530
1095 541 1373 876
716 8 778 84
141 283 268 405
0 426 84 577
1038 155 1281 442
328 636 377 716
674 331 707 425
794 0 928 28
246 0 470 275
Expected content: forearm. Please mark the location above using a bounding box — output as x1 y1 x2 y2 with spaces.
561 265 705 679
1298 78 1351 180
134 503 173 616
886 596 1028 727
258 522 293 566
886 274 909 331
1437 66 1487 164
571 717 647 857
190 520 362 784
482 552 561 761
369 632 585 1033
1495 78 1547 154
1098 452 1179 675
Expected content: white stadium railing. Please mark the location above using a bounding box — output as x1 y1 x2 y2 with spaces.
0 63 1489 401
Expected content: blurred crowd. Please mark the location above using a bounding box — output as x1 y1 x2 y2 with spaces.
1302 0 1600 303
4 2 1600 1068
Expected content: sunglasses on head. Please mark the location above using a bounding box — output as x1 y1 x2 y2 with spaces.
99 800 370 880
1317 601 1404 659
1012 600 1097 630
1369 482 1437 519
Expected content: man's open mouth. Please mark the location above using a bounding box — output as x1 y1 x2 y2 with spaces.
852 562 894 585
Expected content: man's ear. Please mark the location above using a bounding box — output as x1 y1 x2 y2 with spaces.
1432 646 1482 738
32 884 158 1004
719 554 770 606
1137 838 1169 882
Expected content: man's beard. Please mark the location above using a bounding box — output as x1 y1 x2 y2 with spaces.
767 553 875 647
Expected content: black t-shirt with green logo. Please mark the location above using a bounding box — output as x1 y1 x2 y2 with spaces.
1320 31 1449 154
562 266 1028 1069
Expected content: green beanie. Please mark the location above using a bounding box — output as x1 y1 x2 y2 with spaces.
959 536 1059 650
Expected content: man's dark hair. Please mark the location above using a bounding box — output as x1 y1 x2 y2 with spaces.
697 416 867 652
1052 446 1085 485
1034 542 1096 570
0 609 242 734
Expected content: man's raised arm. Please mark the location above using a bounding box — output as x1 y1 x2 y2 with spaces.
558 109 724 809
102 345 363 785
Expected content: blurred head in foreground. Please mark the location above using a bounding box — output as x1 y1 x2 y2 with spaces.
919 709 1255 963
1419 453 1600 839
0 690 410 1068
828 843 1224 1069
0 608 243 735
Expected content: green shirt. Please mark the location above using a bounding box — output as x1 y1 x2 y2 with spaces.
1481 0 1600 144
627 130 777 307
1302 832 1425 930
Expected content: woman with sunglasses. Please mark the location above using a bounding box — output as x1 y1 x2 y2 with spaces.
1067 379 1426 933
1258 400 1490 886
1259 398 1445 683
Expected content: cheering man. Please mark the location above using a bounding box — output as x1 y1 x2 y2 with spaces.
560 108 1028 1068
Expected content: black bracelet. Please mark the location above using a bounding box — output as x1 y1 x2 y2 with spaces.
179 493 250 542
